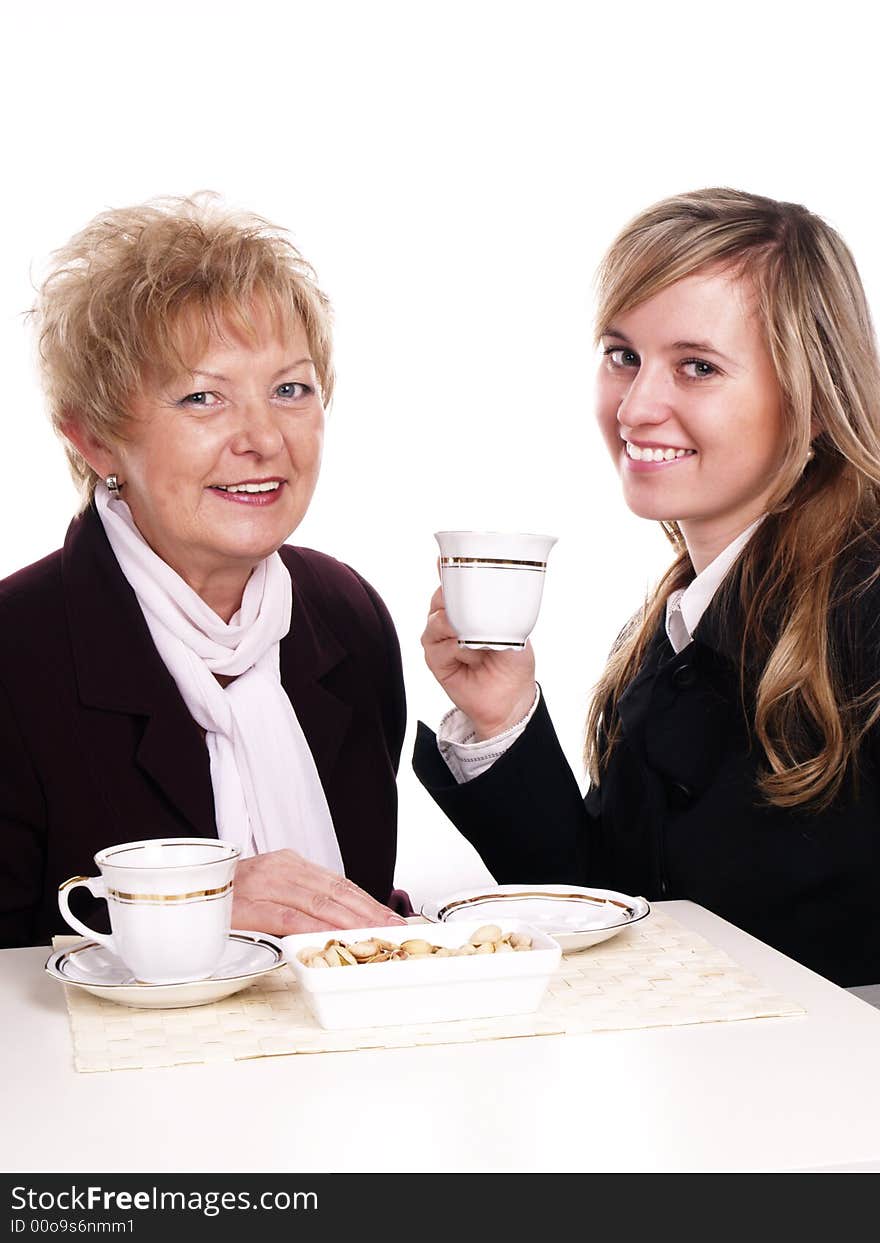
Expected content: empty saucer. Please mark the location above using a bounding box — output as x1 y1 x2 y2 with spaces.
45 930 285 1008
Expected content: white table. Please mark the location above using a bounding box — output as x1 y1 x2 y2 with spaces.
3 901 880 1174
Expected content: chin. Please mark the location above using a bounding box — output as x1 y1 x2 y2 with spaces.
621 496 676 523
222 510 302 555
212 529 288 565
231 536 290 564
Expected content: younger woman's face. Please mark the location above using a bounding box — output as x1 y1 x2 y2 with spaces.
595 268 787 561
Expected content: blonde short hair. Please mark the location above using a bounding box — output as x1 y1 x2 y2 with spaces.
33 192 334 502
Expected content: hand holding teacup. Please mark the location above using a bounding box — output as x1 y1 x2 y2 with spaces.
421 530 556 739
422 586 537 739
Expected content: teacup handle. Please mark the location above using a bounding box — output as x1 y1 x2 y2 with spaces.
58 875 116 954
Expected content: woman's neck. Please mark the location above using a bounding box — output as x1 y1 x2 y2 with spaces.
679 513 765 575
177 564 255 623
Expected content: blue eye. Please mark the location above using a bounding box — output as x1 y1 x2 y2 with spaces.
178 390 220 407
681 359 718 379
276 382 311 399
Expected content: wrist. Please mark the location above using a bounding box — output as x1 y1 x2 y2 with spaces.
471 684 538 742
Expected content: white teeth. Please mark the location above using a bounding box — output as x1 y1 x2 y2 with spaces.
215 481 281 494
625 442 695 462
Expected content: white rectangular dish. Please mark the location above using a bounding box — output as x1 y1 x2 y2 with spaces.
282 919 561 1031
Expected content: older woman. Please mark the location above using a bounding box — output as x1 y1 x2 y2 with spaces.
0 194 408 947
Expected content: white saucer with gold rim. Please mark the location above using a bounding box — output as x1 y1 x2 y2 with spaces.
421 884 651 953
45 930 285 1009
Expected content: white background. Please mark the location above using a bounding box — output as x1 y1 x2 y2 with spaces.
2 0 878 907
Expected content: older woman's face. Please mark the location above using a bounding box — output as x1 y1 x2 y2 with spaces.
111 311 324 596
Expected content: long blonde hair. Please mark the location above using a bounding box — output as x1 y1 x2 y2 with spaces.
585 188 880 810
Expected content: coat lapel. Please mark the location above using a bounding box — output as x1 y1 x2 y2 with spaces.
640 596 746 795
614 602 747 794
63 506 217 836
616 623 674 751
278 550 353 790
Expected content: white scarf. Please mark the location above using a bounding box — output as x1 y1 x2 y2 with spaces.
94 483 344 872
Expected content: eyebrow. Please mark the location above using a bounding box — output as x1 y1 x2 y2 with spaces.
190 358 316 384
601 328 735 366
670 339 728 356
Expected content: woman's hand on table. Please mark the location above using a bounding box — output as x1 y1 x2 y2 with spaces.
421 585 537 740
232 850 408 936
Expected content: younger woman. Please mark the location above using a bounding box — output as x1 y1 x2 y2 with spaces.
415 188 880 988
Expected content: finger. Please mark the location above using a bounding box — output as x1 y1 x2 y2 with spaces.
231 897 342 938
321 875 409 926
428 584 445 614
437 643 487 672
422 608 458 646
234 890 405 938
247 859 407 928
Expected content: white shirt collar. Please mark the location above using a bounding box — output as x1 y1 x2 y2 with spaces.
665 517 763 654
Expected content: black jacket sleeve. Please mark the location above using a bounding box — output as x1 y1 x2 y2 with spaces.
412 693 596 884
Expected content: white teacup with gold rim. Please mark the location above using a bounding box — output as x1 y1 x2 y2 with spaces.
435 530 557 650
57 837 240 984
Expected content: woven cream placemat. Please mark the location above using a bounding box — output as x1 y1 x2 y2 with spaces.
53 910 804 1073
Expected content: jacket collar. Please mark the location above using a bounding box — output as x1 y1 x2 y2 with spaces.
62 505 352 833
690 594 745 668
615 602 743 792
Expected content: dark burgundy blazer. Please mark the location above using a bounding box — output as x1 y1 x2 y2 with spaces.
0 504 406 947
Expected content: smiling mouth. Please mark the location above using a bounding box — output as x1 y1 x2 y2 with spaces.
210 480 283 494
624 442 697 463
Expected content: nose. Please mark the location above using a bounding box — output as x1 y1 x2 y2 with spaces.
615 364 675 435
229 398 285 458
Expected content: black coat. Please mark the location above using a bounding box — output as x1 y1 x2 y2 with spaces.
413 590 880 988
0 504 406 947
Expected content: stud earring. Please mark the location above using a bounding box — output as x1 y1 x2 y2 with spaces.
806 446 815 462
105 474 121 497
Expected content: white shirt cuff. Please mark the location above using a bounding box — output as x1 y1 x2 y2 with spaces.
436 686 541 784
